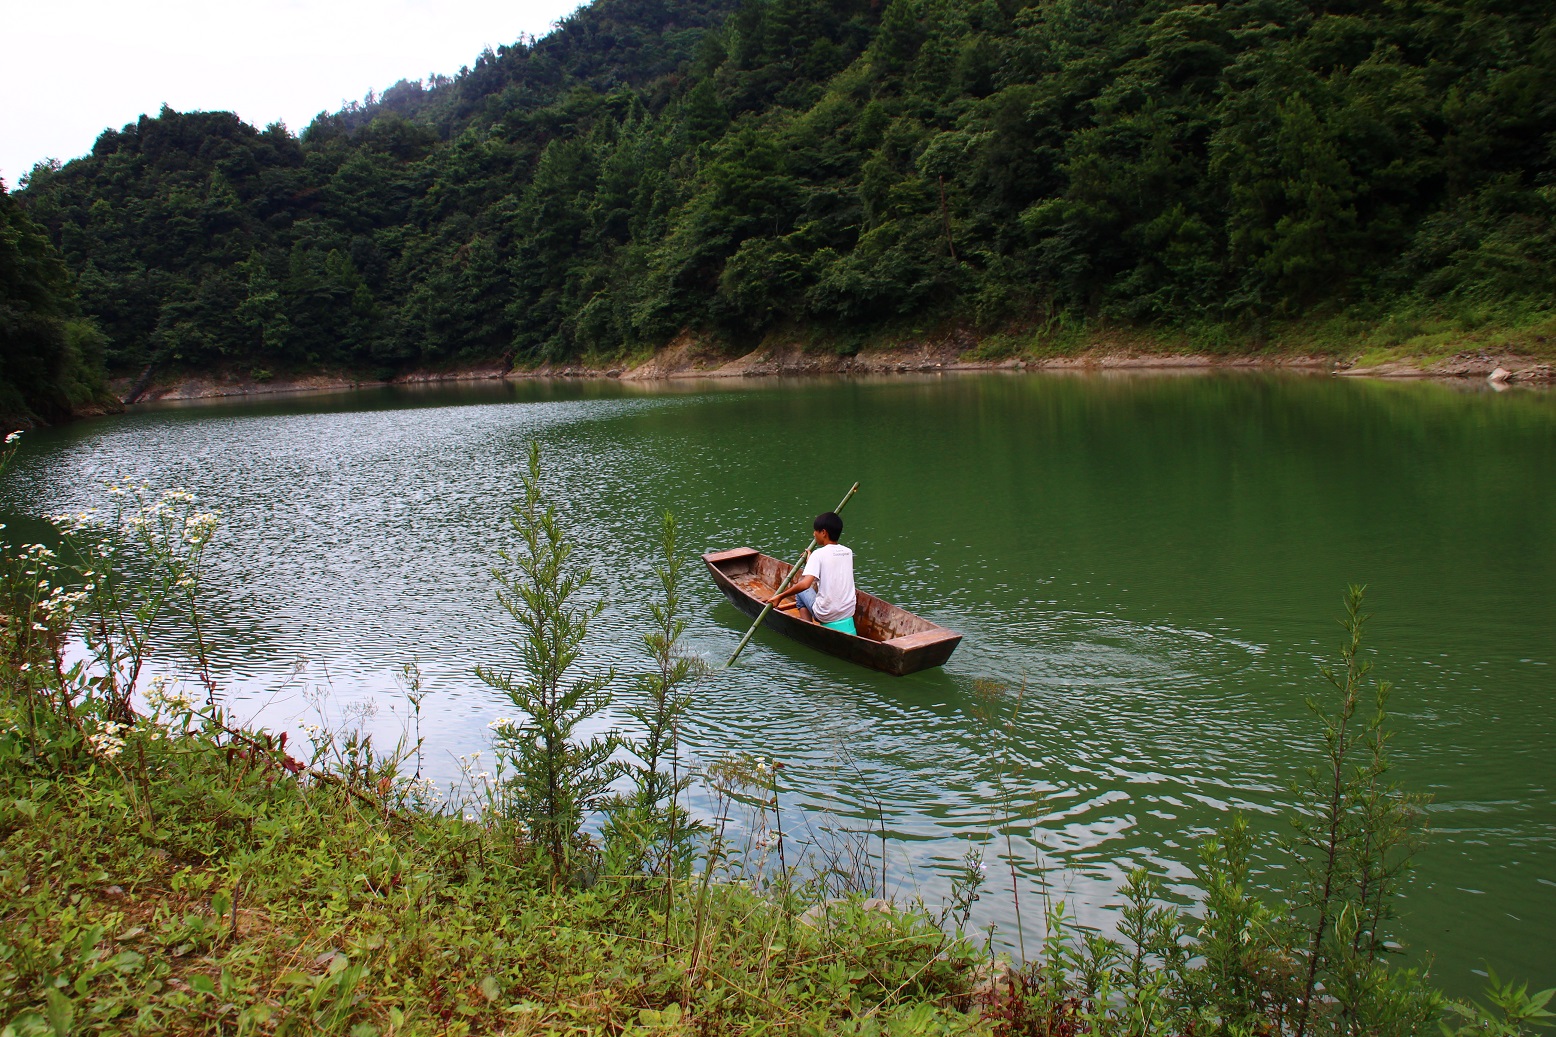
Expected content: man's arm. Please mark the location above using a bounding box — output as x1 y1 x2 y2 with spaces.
770 573 816 604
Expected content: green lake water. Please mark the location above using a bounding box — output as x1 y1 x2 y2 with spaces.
3 371 1552 995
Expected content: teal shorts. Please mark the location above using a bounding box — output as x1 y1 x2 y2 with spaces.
820 615 857 635
798 588 857 635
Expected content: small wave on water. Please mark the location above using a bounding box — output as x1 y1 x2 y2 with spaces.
674 592 1301 947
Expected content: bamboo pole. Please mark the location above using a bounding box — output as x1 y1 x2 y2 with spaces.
726 482 859 667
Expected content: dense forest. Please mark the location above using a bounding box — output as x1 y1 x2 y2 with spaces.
0 182 116 425
5 0 1555 420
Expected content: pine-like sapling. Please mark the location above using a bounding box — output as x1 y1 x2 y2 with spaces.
479 442 619 887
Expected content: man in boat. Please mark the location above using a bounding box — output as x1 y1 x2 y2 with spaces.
767 512 857 635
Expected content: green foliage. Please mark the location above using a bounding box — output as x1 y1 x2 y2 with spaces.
974 588 1467 1037
1181 816 1298 1033
0 462 987 1034
1286 586 1431 1037
1443 971 1556 1037
0 484 221 775
14 0 1554 383
603 511 706 880
0 182 114 428
478 442 620 885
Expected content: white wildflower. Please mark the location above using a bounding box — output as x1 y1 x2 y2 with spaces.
145 677 197 714
86 725 127 761
4 431 21 444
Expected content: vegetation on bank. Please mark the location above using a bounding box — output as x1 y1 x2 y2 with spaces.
0 183 117 429
2 433 1554 1035
6 0 1555 420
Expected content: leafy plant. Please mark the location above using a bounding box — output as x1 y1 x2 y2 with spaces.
1288 586 1431 1037
477 442 620 886
604 510 706 884
1443 971 1556 1036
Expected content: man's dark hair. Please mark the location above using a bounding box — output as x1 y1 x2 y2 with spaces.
814 512 844 542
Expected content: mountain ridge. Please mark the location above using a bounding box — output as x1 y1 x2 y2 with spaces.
5 0 1554 424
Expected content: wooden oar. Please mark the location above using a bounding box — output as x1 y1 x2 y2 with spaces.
726 482 860 667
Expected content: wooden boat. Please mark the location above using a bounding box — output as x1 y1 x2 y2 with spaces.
703 547 962 676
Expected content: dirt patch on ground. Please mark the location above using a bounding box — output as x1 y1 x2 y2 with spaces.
619 340 1336 379
621 331 1011 378
630 338 1553 382
114 336 1553 405
1338 350 1553 383
1029 352 1335 372
116 371 381 402
114 364 511 402
392 361 511 384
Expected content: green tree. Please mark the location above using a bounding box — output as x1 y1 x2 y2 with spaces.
0 180 113 426
1287 587 1432 1037
479 443 620 886
604 511 705 880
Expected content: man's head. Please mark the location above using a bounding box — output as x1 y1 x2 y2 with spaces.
813 512 844 544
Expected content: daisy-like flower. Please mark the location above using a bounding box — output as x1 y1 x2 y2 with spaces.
86 723 128 761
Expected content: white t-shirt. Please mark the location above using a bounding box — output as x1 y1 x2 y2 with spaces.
802 543 856 624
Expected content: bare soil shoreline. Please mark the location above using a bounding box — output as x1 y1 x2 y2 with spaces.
117 337 1553 404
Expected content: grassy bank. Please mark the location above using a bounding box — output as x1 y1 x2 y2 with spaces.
119 312 1556 406
952 309 1556 370
0 730 982 1036
2 434 1553 1037
529 308 1556 373
45 302 1556 413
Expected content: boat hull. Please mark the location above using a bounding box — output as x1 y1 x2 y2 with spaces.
703 547 961 676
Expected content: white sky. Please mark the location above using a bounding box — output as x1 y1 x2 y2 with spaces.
2 0 586 188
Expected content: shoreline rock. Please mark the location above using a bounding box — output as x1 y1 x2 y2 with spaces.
112 341 1552 405
1337 351 1551 382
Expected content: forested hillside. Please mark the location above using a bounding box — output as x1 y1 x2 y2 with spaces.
0 181 116 426
11 0 1556 400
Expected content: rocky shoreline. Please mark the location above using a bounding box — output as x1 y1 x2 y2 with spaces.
114 337 1552 404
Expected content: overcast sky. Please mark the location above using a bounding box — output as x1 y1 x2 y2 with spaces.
2 0 586 188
